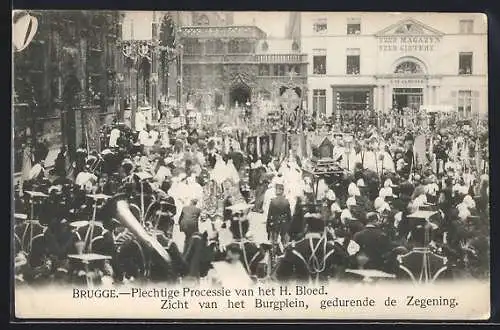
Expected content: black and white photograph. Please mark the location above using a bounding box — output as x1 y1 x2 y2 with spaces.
12 11 489 319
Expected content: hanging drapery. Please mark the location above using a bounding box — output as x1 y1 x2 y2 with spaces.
82 108 100 153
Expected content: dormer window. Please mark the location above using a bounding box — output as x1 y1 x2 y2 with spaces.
347 18 361 35
291 41 299 51
313 18 327 33
197 14 209 26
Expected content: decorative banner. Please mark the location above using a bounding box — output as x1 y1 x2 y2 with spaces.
259 135 271 159
12 12 38 52
82 108 100 153
246 136 258 160
413 134 427 168
290 134 308 158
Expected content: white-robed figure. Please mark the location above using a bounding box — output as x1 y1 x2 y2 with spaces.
378 143 396 174
75 165 97 189
211 154 230 185
363 142 380 173
109 127 121 148
226 159 240 184
168 172 189 223
160 127 170 148
186 174 204 209
28 160 45 182
281 158 303 215
262 177 278 220
316 178 329 201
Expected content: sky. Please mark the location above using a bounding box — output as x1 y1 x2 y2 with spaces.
122 11 289 40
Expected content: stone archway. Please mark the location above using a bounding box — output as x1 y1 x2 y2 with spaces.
229 83 251 108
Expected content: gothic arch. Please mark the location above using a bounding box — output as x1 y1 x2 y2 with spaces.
392 56 428 75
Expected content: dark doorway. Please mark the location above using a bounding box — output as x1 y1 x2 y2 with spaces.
392 88 423 113
230 84 251 108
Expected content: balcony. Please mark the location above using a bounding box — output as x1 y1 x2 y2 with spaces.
179 25 267 40
256 75 307 83
182 53 308 64
256 54 307 64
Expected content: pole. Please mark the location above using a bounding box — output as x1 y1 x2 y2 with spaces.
135 59 140 131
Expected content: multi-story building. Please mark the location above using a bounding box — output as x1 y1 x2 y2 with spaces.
177 12 308 111
299 12 487 119
13 10 124 172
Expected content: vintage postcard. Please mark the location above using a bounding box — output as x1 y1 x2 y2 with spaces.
12 11 489 320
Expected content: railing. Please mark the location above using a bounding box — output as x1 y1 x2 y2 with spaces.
182 53 308 64
256 76 307 82
256 54 307 63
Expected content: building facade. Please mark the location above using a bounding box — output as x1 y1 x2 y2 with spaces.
13 10 124 171
177 12 308 111
300 12 487 119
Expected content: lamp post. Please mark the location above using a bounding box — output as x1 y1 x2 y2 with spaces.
121 40 159 131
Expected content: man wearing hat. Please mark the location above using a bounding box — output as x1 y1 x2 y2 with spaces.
274 213 349 282
266 177 292 247
225 203 263 275
179 198 202 253
353 212 399 272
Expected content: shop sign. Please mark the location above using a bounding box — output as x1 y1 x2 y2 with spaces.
378 36 441 52
390 79 426 86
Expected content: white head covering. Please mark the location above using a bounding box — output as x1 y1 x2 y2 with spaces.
463 195 476 209
384 179 394 188
325 189 336 201
356 178 366 187
346 197 357 207
379 187 394 199
373 197 385 210
348 182 361 197
459 185 469 195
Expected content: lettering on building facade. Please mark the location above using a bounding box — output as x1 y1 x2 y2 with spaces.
378 36 441 52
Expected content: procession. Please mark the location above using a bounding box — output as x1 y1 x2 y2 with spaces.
12 11 490 289
13 98 490 287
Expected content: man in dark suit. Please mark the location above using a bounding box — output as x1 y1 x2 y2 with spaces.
179 198 201 253
267 179 292 246
274 213 349 282
353 212 397 271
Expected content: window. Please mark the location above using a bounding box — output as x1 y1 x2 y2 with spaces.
205 39 224 54
258 64 270 76
337 91 369 111
276 64 286 76
459 19 474 34
313 49 326 74
394 61 424 74
197 14 210 26
313 89 326 115
184 39 202 55
228 39 252 53
459 52 473 75
313 18 328 33
457 90 473 118
346 48 360 75
347 18 361 35
291 41 299 51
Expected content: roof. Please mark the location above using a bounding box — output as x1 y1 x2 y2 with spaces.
310 135 333 148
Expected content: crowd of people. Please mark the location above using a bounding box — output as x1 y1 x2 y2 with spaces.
13 108 490 286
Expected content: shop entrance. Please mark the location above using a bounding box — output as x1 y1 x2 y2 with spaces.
392 88 423 113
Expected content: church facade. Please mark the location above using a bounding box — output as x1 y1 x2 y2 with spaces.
300 13 487 119
177 12 308 111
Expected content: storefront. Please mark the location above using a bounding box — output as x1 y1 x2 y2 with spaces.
331 85 374 114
